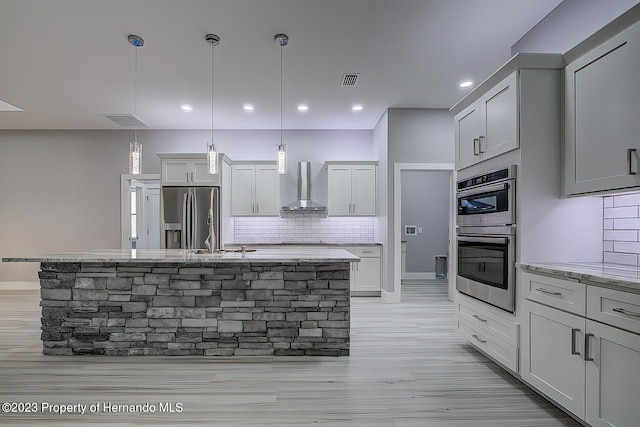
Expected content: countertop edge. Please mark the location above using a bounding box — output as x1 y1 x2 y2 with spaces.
517 262 640 294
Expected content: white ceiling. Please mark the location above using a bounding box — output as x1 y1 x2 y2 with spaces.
0 0 564 130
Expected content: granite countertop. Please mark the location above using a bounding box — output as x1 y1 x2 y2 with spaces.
225 242 382 247
517 262 640 294
2 248 360 264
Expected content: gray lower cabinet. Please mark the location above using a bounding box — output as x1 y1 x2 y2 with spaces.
564 19 640 196
520 271 640 427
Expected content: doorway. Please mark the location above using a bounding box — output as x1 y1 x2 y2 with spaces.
393 163 455 301
120 174 161 249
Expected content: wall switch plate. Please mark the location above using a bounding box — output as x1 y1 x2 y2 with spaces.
417 227 423 234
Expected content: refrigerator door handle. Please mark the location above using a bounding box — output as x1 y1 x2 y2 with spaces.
191 189 198 249
186 190 193 249
181 192 188 249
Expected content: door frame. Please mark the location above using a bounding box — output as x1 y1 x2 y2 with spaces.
393 163 456 301
120 174 160 249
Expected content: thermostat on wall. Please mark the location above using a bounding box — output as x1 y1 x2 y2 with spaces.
405 225 417 236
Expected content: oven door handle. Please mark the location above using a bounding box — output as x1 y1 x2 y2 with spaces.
457 181 510 198
457 235 510 245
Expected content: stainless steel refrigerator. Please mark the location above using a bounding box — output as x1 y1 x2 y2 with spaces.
161 186 220 251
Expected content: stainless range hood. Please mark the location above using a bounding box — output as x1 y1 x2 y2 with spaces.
281 162 327 212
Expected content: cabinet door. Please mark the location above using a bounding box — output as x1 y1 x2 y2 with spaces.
254 164 279 216
585 320 640 427
352 165 376 215
565 21 640 195
455 103 482 169
353 257 381 292
191 160 219 185
328 165 353 216
162 160 190 186
231 165 255 216
480 72 518 160
520 300 586 418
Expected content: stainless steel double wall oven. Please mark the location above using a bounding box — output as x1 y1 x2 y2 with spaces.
456 166 516 312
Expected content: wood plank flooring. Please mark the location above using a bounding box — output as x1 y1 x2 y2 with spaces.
0 283 581 426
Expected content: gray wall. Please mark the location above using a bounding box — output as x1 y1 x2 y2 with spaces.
401 170 449 274
0 129 372 282
512 0 640 55
381 108 454 293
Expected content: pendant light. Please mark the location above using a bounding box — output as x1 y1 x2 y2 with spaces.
205 34 220 174
128 34 144 175
275 33 288 175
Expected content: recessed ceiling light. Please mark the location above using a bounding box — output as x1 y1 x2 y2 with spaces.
180 104 193 112
297 104 309 112
459 81 473 88
352 104 363 112
243 104 255 112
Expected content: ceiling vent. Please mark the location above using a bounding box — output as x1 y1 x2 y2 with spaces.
104 114 149 127
340 73 360 87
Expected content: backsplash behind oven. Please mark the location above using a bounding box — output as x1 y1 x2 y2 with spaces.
604 193 640 266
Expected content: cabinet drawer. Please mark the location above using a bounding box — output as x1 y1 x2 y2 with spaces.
587 286 640 335
458 298 519 347
522 272 586 316
349 246 381 258
458 317 518 372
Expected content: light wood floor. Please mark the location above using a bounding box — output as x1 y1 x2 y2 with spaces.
0 283 581 426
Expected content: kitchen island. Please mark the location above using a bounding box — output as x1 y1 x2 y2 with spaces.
2 248 358 356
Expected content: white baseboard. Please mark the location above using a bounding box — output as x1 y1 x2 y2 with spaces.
0 281 39 290
401 272 436 280
381 288 401 303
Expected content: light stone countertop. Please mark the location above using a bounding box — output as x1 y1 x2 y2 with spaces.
225 242 382 246
2 248 360 264
517 262 640 294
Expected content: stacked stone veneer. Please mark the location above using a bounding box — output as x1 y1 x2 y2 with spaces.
39 261 350 356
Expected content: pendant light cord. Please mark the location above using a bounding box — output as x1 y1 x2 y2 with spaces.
280 43 283 145
211 44 214 144
133 42 138 143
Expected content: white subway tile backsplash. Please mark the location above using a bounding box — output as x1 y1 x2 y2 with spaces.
603 252 638 266
232 216 375 244
613 218 640 229
613 193 640 207
603 206 639 219
603 230 638 242
602 193 640 267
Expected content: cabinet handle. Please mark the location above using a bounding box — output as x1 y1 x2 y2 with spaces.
473 138 480 155
256 204 259 214
536 287 562 296
352 203 356 214
362 250 373 254
472 314 488 323
584 333 595 362
628 148 637 175
471 334 487 344
478 135 485 153
191 172 194 182
613 307 640 318
571 328 580 355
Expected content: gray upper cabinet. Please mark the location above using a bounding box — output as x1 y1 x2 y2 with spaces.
564 20 640 196
455 72 518 170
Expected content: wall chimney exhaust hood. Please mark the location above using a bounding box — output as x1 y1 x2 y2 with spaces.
281 162 327 213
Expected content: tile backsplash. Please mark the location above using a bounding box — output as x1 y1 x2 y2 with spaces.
603 193 640 266
232 216 374 244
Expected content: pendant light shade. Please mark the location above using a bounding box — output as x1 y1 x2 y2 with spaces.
277 144 287 175
129 141 142 175
275 34 288 175
207 143 218 175
206 33 220 174
128 34 144 175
